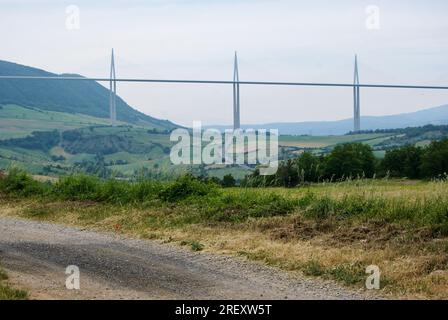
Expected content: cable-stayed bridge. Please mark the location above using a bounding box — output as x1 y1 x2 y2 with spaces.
1 51 448 133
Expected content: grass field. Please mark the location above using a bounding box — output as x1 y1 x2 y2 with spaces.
278 133 394 148
0 104 119 139
1 171 447 299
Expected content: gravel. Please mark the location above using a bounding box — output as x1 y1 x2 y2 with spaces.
0 217 375 300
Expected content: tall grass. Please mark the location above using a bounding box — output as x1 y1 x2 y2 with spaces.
300 191 448 235
1 168 448 232
0 169 216 204
0 167 49 196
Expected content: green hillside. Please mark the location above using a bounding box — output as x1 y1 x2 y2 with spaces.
0 104 120 139
0 60 178 130
2 122 447 180
0 123 250 180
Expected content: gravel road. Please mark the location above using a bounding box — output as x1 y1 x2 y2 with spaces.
0 217 373 300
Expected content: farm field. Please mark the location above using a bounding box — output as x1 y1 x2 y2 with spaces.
278 133 393 148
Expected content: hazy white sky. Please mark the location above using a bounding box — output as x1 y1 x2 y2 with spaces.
1 0 448 126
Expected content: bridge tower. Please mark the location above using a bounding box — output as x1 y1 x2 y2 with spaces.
233 52 241 130
110 48 117 125
353 55 361 132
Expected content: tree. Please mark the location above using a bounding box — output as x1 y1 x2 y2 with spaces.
324 143 375 180
275 159 299 187
420 139 448 178
295 151 322 183
382 145 423 179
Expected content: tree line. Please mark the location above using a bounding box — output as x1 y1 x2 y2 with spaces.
242 139 448 187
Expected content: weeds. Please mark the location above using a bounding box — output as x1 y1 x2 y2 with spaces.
2 168 448 231
0 265 28 300
190 241 204 252
0 167 48 196
179 240 204 251
325 262 365 286
158 174 215 202
302 260 325 276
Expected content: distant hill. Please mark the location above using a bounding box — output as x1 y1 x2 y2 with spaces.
206 104 448 135
0 60 178 130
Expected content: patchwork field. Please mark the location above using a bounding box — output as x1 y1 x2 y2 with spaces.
1 104 448 181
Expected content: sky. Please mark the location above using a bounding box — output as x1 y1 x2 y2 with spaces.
1 0 448 126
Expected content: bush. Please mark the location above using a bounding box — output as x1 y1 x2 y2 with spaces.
296 152 322 183
190 241 204 252
200 192 296 222
94 179 130 203
221 174 236 188
127 180 160 203
302 260 325 276
0 167 47 196
158 174 216 202
54 174 100 201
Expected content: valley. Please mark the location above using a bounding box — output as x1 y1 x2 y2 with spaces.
2 101 448 180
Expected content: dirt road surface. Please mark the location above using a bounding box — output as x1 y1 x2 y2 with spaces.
0 217 374 300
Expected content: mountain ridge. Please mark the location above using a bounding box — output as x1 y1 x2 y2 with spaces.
205 104 448 135
0 59 178 130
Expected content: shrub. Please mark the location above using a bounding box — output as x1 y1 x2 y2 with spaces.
127 180 160 203
0 167 46 196
54 174 100 200
200 192 296 222
190 241 204 252
158 174 215 202
302 260 325 276
221 174 236 188
296 152 322 183
94 179 130 203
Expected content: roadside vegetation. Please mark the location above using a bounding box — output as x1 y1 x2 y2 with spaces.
0 265 28 300
1 161 448 299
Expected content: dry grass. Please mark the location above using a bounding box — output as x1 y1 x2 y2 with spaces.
0 264 28 300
